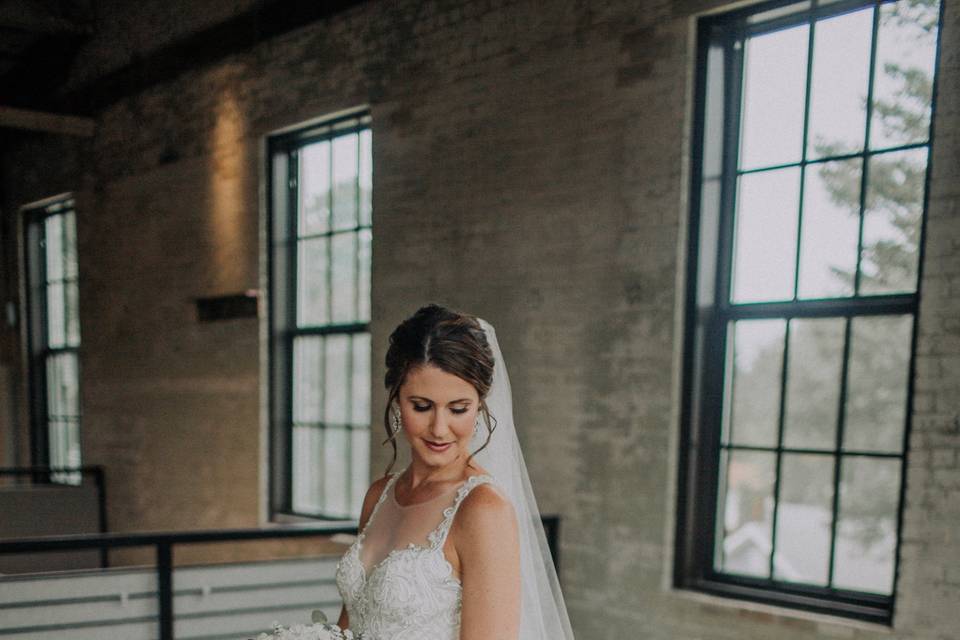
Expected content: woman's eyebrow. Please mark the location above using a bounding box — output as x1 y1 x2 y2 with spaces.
408 395 473 404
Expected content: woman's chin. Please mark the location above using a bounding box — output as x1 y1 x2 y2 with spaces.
414 442 461 465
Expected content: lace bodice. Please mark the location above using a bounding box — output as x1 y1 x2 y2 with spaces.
335 471 495 640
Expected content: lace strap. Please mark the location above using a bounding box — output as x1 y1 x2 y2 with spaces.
427 474 495 548
359 472 401 538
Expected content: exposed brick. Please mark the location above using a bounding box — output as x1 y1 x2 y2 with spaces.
0 0 957 638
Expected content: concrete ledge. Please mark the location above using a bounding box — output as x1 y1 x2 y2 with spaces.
667 587 895 638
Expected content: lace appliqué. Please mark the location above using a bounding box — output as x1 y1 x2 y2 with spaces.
335 474 494 640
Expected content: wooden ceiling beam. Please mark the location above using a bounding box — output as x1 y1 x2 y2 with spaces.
0 105 94 136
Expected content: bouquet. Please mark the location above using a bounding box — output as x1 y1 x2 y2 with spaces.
250 609 360 640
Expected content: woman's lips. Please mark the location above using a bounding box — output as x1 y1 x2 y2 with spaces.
424 439 453 452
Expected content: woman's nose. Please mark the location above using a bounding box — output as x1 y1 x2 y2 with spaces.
429 412 450 436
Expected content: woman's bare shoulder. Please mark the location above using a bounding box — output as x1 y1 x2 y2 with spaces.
456 480 516 535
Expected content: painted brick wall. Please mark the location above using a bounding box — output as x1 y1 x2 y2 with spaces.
0 0 956 637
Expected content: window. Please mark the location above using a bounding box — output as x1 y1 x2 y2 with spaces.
677 0 942 623
268 111 372 520
23 196 83 484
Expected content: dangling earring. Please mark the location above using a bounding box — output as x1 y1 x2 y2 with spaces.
390 403 402 436
474 414 482 435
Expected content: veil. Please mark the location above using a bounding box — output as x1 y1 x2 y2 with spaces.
472 318 575 639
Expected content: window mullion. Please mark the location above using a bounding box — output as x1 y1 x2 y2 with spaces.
793 15 817 301
853 3 883 295
768 319 792 580
716 26 745 312
284 149 300 514
826 316 854 588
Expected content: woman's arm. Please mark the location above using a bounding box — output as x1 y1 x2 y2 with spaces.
456 484 521 640
335 605 349 630
336 473 394 630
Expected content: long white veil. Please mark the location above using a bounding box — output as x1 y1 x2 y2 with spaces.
473 318 575 639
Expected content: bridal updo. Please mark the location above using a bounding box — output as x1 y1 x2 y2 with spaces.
383 304 496 474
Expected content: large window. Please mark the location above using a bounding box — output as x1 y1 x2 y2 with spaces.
677 0 942 623
23 196 83 484
268 111 372 520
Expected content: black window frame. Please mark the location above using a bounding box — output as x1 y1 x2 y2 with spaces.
675 0 944 624
22 195 83 485
267 109 373 522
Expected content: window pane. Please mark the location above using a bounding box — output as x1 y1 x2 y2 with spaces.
783 318 844 450
798 159 861 298
46 352 79 419
359 129 372 228
49 420 81 484
299 140 330 236
63 211 78 279
330 232 357 324
351 428 370 517
870 0 940 150
357 229 372 323
806 8 873 159
859 148 926 295
716 449 776 578
48 419 81 483
293 336 323 424
351 333 371 426
332 133 359 231
773 453 834 585
732 168 800 303
46 356 61 419
297 237 329 326
324 426 349 515
44 214 64 282
739 25 808 170
65 282 80 346
324 334 350 426
49 420 67 466
292 425 321 513
46 282 66 347
834 457 900 594
726 319 785 448
844 315 912 453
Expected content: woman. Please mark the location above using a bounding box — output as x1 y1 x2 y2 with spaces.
334 304 574 639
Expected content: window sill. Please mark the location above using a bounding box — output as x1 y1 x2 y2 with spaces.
668 587 895 637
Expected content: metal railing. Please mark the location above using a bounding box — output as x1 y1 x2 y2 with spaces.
0 515 561 639
0 523 358 639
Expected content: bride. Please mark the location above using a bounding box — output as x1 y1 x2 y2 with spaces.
334 304 575 639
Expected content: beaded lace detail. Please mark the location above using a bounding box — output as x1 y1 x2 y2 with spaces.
334 473 494 640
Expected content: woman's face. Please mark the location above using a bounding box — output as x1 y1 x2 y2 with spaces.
398 364 479 468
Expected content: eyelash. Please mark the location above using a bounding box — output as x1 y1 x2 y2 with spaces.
412 404 469 415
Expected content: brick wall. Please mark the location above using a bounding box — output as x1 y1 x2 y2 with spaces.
0 0 956 637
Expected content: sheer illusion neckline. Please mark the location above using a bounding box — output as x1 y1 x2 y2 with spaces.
390 472 464 509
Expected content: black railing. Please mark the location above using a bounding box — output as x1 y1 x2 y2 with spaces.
0 515 562 640
0 523 358 640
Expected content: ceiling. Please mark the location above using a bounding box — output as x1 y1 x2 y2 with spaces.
0 0 93 112
0 0 371 118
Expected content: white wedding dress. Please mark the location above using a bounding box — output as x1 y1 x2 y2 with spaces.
335 468 498 640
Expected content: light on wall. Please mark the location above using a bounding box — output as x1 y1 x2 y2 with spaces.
208 82 248 291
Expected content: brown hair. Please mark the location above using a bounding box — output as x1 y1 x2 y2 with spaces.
382 304 496 475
